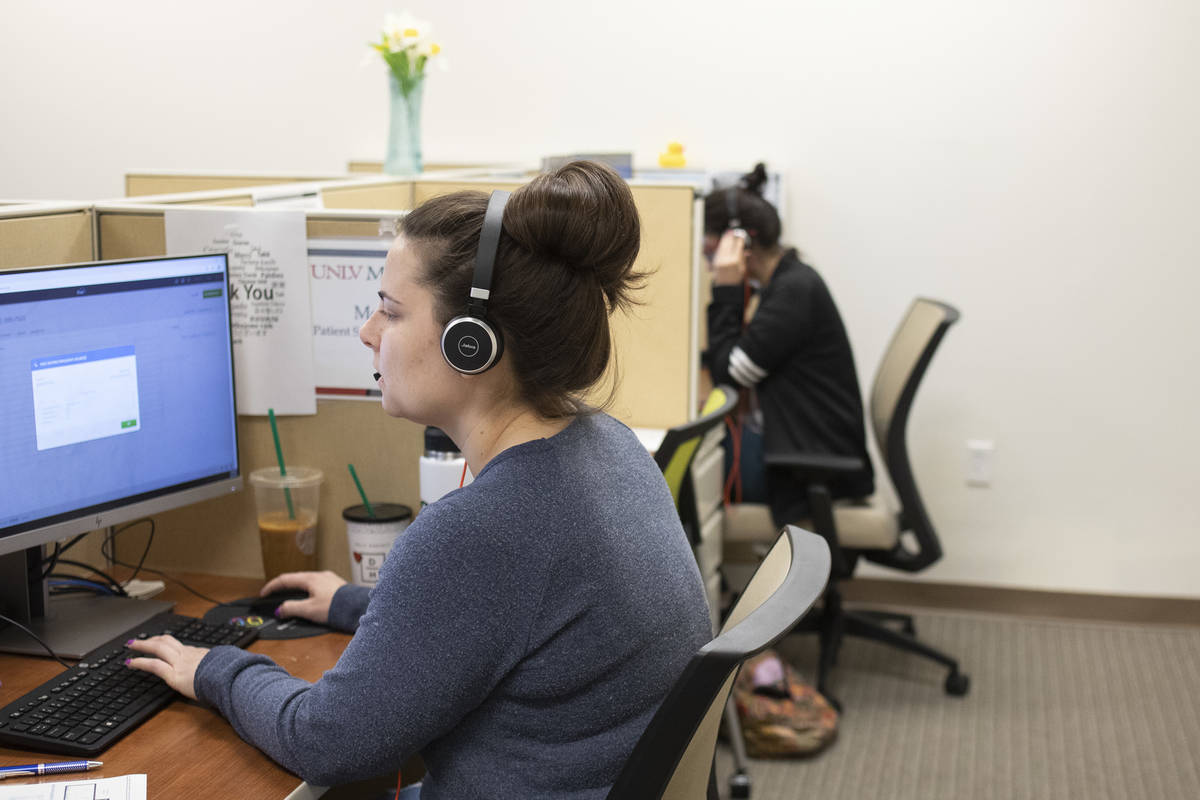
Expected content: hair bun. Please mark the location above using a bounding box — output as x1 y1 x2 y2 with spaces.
505 161 642 309
740 162 769 196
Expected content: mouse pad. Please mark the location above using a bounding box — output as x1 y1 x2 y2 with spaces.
203 598 332 640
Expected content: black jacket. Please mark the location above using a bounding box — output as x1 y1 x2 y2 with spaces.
706 249 874 525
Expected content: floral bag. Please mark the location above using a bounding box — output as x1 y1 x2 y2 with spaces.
732 650 839 757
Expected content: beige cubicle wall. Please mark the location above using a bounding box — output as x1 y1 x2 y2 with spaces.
347 160 512 175
111 176 416 213
125 171 344 197
319 179 413 210
0 203 95 269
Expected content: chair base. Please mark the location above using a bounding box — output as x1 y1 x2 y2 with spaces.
793 587 970 711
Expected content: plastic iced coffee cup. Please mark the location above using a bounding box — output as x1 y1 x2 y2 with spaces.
249 466 323 580
344 503 412 587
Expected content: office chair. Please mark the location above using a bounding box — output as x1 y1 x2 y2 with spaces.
654 384 738 526
723 298 968 710
607 526 831 800
654 385 762 797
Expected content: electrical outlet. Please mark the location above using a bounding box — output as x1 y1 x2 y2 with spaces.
966 440 994 487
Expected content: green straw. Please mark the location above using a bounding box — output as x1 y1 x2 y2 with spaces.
267 408 295 520
348 464 376 518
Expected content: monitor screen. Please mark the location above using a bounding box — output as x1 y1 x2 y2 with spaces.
0 254 240 553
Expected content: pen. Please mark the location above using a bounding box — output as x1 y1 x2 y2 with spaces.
0 760 102 779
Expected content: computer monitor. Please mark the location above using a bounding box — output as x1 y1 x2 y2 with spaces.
0 253 241 658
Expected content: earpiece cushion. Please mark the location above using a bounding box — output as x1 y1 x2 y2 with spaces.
441 316 502 374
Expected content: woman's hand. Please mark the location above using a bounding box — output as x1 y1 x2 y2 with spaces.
125 636 208 701
260 570 347 624
711 229 749 286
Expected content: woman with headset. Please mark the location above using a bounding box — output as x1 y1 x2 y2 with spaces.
127 161 712 799
705 163 875 528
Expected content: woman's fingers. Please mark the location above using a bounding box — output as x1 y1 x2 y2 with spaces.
126 634 181 659
123 634 206 700
126 654 170 680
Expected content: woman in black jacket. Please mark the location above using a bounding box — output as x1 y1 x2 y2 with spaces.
705 164 874 526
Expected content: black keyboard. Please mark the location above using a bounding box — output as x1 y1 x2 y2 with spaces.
0 612 257 756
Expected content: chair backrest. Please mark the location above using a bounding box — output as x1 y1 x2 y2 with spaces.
868 298 960 570
655 385 738 508
606 526 831 800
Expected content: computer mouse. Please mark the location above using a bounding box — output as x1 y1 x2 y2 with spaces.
248 588 309 614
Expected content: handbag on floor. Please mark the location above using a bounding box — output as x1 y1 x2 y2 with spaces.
733 650 839 757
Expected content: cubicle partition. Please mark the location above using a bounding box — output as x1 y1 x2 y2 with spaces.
6 172 704 580
125 170 346 197
109 175 416 212
0 203 95 269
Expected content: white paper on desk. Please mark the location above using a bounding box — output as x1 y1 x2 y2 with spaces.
0 773 147 800
165 208 317 416
308 237 391 397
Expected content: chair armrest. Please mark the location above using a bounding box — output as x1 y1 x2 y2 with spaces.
764 452 866 482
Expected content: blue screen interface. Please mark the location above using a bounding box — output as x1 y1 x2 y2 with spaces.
0 254 238 534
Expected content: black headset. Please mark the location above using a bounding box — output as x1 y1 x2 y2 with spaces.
725 186 742 231
440 190 509 374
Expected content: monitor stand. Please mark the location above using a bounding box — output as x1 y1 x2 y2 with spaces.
0 547 173 660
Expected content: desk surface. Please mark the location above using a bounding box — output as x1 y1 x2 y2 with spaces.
0 573 350 798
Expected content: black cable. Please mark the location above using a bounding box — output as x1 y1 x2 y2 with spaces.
51 559 128 597
40 532 89 579
102 519 155 585
0 611 73 669
102 521 221 605
115 565 222 605
91 516 222 605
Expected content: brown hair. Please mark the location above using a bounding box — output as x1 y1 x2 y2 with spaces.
703 162 781 249
400 160 644 417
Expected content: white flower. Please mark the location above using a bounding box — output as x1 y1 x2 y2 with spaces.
383 12 432 52
369 11 446 84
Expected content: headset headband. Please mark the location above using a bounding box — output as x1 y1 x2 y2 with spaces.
469 190 510 317
725 186 742 230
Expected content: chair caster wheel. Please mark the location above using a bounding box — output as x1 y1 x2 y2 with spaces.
945 670 970 696
729 770 751 798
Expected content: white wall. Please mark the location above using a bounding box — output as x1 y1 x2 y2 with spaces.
4 0 1198 597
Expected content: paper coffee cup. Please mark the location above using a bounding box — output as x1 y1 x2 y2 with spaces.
343 503 413 587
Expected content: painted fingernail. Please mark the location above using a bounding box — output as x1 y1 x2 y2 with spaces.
124 658 131 665
273 607 281 617
125 639 134 645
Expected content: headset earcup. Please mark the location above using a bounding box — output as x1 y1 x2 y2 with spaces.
441 316 503 374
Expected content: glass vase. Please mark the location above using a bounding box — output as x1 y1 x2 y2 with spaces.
384 74 424 176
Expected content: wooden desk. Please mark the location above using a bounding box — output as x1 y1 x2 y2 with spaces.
0 573 350 798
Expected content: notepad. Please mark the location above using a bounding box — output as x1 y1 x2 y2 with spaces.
0 774 146 800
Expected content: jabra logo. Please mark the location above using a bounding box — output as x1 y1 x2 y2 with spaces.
458 336 479 357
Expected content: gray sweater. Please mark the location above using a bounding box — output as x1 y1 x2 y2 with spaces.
194 412 712 798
